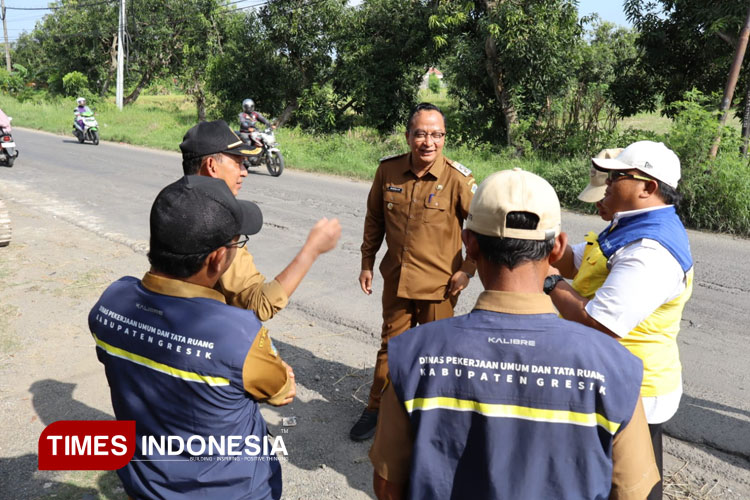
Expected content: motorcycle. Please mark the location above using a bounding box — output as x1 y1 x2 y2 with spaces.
73 111 100 145
239 128 284 177
0 118 19 168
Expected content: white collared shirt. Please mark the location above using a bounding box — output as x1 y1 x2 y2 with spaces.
572 205 689 423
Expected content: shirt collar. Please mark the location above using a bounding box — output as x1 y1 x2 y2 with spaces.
473 290 556 315
405 153 446 179
611 204 672 231
141 272 226 303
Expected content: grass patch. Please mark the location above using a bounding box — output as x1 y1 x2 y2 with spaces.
620 111 673 136
0 94 195 152
0 303 21 353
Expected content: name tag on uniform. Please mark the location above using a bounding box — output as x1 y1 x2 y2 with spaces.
387 186 403 193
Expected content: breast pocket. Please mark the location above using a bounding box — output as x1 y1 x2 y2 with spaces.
423 196 447 223
383 185 408 217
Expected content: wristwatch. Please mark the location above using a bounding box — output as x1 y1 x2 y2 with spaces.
543 274 564 295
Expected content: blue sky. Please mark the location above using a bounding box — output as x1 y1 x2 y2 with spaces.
578 0 631 27
3 0 630 44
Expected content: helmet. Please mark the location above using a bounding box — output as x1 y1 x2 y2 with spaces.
76 97 86 106
242 98 255 113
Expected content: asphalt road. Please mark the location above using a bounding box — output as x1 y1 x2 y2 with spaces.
2 127 749 463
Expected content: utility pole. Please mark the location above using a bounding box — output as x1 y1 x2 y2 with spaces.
710 5 750 159
1 0 12 72
116 0 125 110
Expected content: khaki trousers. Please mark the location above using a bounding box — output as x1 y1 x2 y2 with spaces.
366 279 457 410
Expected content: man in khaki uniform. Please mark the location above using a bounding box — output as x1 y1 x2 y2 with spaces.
351 103 477 441
369 169 658 500
180 120 341 321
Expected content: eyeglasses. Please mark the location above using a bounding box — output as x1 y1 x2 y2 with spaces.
411 131 446 141
220 154 245 169
225 236 249 249
606 170 653 183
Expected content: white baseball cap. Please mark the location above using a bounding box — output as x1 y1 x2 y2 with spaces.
591 141 681 189
578 148 623 203
467 168 561 241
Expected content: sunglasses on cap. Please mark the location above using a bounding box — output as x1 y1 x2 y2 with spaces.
606 170 654 183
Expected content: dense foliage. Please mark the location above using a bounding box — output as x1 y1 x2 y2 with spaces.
620 0 750 118
7 0 631 145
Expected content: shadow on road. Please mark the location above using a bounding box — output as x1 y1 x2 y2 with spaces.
271 339 375 497
0 379 121 500
667 394 750 470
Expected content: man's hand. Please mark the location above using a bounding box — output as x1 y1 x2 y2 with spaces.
446 270 470 296
304 218 342 257
359 269 373 295
277 361 296 406
274 218 341 299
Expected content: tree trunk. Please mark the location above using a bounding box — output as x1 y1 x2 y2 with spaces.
193 81 206 122
484 35 517 146
741 80 750 157
100 34 118 97
277 101 299 127
197 99 206 122
710 4 750 159
123 69 152 106
335 98 355 120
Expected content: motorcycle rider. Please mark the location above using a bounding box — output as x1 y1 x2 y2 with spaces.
74 97 92 130
238 98 273 146
0 107 11 132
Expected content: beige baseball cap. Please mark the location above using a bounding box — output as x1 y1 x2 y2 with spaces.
592 141 681 189
466 168 561 241
577 148 624 203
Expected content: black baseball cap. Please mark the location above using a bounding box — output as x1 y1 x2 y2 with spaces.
179 120 256 160
150 176 263 255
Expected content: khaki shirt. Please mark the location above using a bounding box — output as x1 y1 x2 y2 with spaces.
361 153 477 300
215 247 289 321
370 291 659 499
142 273 292 405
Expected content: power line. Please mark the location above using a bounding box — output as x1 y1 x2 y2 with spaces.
225 0 260 5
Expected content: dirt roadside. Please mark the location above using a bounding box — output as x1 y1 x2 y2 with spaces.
1 197 748 499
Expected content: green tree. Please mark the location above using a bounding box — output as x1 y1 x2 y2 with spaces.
62 71 90 97
433 0 583 146
206 0 349 128
619 0 749 117
332 0 436 132
12 0 117 96
428 73 441 93
122 0 217 105
172 0 237 120
12 0 232 112
524 18 639 155
206 10 293 123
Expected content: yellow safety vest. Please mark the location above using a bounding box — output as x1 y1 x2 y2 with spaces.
571 234 694 397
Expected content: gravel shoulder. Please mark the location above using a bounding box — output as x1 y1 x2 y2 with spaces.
0 196 748 499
